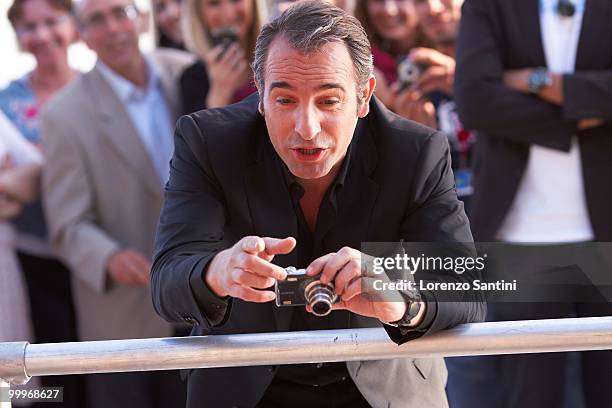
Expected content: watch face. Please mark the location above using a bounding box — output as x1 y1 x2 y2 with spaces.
529 69 549 93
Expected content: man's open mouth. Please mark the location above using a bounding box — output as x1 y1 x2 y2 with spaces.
297 148 324 155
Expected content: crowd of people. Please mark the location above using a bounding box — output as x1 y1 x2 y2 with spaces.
0 0 610 407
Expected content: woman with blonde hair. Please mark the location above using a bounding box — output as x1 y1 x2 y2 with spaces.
180 0 263 113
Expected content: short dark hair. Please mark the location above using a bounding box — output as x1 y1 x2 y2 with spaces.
252 0 373 98
7 0 73 27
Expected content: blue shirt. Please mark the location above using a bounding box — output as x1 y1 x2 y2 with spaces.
0 74 41 144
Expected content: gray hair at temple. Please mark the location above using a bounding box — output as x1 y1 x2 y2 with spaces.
252 0 373 99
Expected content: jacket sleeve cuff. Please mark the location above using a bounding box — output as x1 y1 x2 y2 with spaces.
188 256 231 327
383 290 438 345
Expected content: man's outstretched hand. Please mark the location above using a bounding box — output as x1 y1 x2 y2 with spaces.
205 236 296 302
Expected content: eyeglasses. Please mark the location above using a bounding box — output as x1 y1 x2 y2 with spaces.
82 4 139 29
15 14 71 37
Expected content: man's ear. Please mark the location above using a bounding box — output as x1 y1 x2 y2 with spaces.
358 76 376 118
255 80 265 115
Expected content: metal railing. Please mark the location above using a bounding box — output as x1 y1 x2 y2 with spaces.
2 316 612 387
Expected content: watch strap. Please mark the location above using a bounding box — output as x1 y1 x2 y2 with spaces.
387 290 422 327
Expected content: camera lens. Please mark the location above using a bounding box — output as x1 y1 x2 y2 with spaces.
304 281 337 317
398 57 421 89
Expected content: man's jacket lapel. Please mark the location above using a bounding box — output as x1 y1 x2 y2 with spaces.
86 67 162 199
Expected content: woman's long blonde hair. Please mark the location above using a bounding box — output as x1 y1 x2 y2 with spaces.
181 0 265 61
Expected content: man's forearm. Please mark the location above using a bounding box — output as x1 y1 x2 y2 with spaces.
502 69 563 104
537 74 602 129
503 69 602 130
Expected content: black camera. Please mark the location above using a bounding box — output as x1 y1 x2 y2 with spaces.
209 27 239 58
397 56 429 92
274 267 339 317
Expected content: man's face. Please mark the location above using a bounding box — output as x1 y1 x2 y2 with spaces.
78 0 143 71
260 37 374 183
414 0 463 45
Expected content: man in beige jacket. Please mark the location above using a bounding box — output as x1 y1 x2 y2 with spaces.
41 0 192 406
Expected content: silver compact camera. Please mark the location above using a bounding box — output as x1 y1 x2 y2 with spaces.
397 56 429 91
274 267 339 317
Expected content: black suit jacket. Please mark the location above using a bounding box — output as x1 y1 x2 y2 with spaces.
455 0 612 241
151 94 485 407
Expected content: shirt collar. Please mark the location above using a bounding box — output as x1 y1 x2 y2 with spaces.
96 56 161 103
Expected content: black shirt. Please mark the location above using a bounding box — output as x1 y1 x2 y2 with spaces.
257 141 373 407
272 142 353 387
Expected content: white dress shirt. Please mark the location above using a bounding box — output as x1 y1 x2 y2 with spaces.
496 0 593 243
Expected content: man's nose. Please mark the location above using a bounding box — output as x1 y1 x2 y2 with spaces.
104 15 121 33
32 24 53 42
295 104 321 141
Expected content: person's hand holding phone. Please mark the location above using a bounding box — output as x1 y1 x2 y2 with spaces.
205 42 251 108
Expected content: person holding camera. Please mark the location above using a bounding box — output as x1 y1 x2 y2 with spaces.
354 0 429 107
395 0 475 206
179 0 263 114
391 0 460 129
152 2 485 407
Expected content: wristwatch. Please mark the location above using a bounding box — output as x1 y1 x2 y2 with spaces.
386 290 423 328
527 67 553 94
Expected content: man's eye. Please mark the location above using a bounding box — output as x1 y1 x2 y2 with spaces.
276 98 294 105
321 99 340 106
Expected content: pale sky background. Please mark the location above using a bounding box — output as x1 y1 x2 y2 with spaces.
0 0 153 88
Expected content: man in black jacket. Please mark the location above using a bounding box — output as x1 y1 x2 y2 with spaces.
455 0 612 407
152 2 485 407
